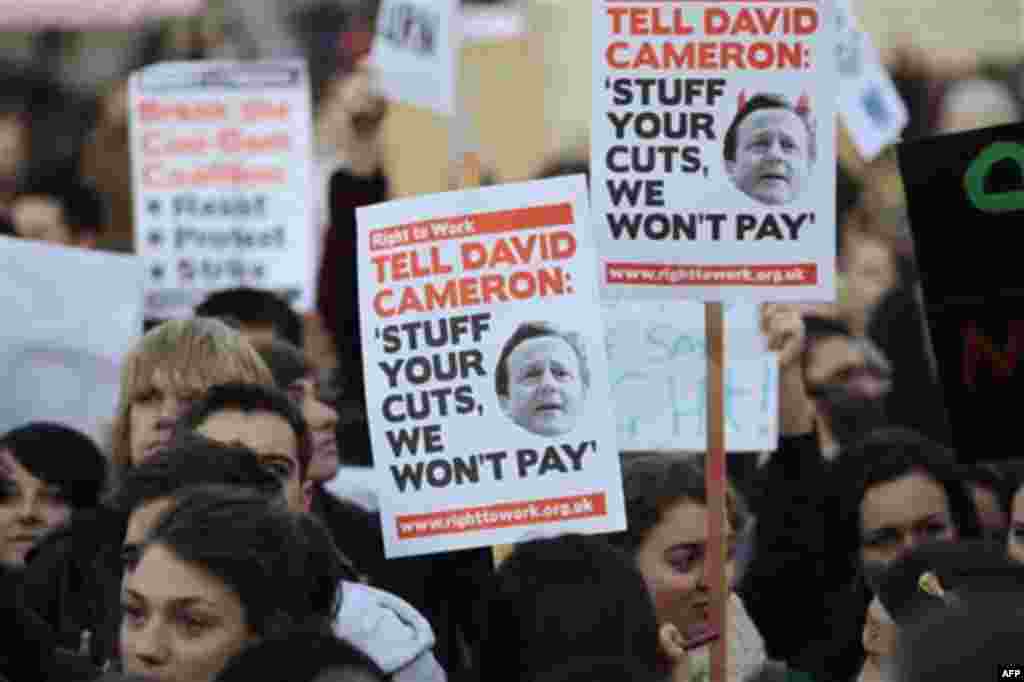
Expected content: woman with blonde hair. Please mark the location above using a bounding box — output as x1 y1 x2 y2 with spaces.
109 317 274 478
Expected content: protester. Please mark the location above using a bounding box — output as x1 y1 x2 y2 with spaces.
108 317 274 479
9 164 106 249
479 533 686 682
173 381 312 512
776 428 981 682
195 287 305 349
250 340 343 484
0 422 106 567
119 484 347 682
801 315 893 457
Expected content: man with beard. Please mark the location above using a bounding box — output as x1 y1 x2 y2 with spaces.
724 93 815 206
801 315 893 458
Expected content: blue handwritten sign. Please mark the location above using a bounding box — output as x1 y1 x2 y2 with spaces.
604 301 778 452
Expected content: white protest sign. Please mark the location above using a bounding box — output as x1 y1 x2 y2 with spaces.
357 175 626 558
0 0 202 28
0 237 143 445
370 0 459 118
834 0 908 160
606 301 778 452
592 0 837 303
129 60 315 320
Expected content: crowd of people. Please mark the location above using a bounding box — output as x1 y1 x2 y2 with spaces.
1 3 1024 682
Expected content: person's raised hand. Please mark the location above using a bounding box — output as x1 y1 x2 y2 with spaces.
761 303 805 370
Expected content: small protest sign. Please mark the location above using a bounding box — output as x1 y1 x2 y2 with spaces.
0 237 143 444
591 0 837 302
605 301 778 451
370 0 459 117
357 175 626 558
899 122 1024 303
128 60 315 320
833 0 908 161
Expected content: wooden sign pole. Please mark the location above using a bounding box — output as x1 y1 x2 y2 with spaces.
705 302 728 682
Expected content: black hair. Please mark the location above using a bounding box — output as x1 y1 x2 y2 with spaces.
12 164 106 240
175 382 312 478
251 338 311 391
0 422 106 509
869 540 1024 628
605 452 748 556
479 534 666 682
195 287 303 349
894 593 1024 682
108 433 283 515
723 93 816 163
215 630 385 682
832 427 981 575
141 484 349 637
494 321 590 398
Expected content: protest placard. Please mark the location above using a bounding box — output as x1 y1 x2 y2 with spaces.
129 60 315 320
899 122 1024 463
834 0 908 160
370 0 459 118
357 175 626 558
0 237 143 445
592 0 837 302
899 121 1024 303
606 301 778 452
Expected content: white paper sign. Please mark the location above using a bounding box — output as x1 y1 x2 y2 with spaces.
357 176 627 558
0 237 143 444
605 301 778 452
592 0 837 303
370 0 459 118
834 0 908 160
129 60 316 320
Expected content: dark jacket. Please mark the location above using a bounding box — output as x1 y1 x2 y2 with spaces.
22 507 128 668
216 630 384 682
0 562 100 681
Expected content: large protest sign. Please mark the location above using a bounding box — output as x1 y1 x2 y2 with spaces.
357 175 626 558
370 0 459 118
129 60 316 320
592 0 836 302
899 122 1024 462
0 237 143 445
899 122 1024 302
834 0 907 161
605 301 778 451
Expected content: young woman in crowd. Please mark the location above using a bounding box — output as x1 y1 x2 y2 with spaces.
0 422 106 568
790 428 981 682
606 453 766 682
478 533 688 682
119 484 350 682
